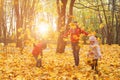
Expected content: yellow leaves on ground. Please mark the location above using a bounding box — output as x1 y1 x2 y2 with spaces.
0 44 120 79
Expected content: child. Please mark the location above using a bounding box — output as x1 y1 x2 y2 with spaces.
63 21 88 67
32 40 47 67
87 35 101 73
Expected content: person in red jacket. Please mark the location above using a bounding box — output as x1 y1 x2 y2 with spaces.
64 21 88 67
32 39 47 67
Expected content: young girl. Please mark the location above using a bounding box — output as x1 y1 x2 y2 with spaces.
87 35 102 72
32 40 47 67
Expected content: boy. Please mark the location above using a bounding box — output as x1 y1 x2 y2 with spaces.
32 40 47 67
87 35 102 73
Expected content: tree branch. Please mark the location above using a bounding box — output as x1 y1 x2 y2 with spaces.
74 5 97 11
75 2 109 8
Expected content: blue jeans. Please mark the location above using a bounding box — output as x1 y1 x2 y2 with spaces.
71 42 80 66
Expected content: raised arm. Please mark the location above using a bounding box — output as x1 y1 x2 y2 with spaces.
80 29 89 36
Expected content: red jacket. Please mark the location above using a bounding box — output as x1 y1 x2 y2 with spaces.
32 43 42 56
32 40 47 56
64 28 88 43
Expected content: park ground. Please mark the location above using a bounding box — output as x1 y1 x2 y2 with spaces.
0 44 120 80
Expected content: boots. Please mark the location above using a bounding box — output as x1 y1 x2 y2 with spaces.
36 59 42 67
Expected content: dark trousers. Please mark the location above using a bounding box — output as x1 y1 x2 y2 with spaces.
91 59 98 71
33 52 43 67
71 42 80 66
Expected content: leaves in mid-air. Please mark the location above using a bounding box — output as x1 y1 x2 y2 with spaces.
0 44 120 79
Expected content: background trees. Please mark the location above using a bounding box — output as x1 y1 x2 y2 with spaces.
0 0 42 47
0 0 120 50
74 0 120 45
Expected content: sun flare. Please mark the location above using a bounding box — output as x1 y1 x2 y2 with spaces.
37 22 49 34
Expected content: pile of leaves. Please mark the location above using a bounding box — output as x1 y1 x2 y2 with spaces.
0 44 120 80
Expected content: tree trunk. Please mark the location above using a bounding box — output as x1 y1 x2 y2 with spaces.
3 24 7 45
118 24 120 46
14 0 22 48
56 0 67 53
97 0 105 44
0 0 4 42
0 26 1 38
100 0 111 45
109 0 116 44
56 32 67 53
66 0 75 30
115 0 120 45
115 14 118 44
56 0 75 53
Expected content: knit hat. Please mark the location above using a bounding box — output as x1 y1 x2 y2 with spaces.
89 36 96 42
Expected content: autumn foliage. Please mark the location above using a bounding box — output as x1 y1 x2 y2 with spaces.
0 44 120 80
